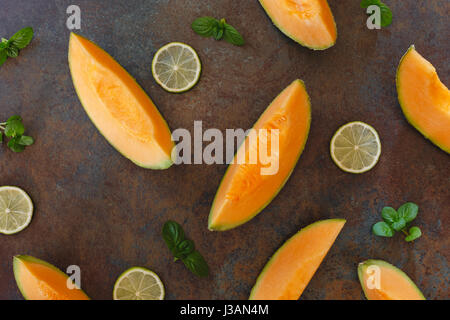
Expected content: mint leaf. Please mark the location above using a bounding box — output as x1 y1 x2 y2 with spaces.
0 49 6 66
17 135 34 146
213 26 224 40
192 17 244 46
405 227 422 242
6 44 19 58
373 222 394 237
7 138 25 153
360 0 381 8
4 119 24 137
192 17 220 37
381 207 398 224
391 217 406 231
9 27 33 49
182 251 209 278
379 3 393 27
162 221 184 252
223 23 245 46
398 202 419 223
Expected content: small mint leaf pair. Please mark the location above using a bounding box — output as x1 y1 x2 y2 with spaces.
372 202 422 242
192 17 244 46
0 27 34 67
0 115 34 153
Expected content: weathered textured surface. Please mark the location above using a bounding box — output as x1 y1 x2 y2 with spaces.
0 0 448 300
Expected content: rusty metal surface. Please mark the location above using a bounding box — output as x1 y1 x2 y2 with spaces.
0 0 449 300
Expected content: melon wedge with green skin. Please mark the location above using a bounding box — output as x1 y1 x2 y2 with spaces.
13 255 90 300
68 33 175 169
250 219 345 300
208 80 311 231
358 260 425 300
396 46 450 153
259 0 337 50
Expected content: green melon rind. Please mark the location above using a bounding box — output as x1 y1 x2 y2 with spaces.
249 219 346 300
68 33 175 170
258 0 337 50
357 259 426 300
396 45 450 154
208 79 312 231
13 255 90 300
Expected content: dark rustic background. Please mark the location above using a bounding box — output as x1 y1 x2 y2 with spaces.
0 0 449 300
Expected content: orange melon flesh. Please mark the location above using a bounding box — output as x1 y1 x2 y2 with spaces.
259 0 337 50
358 260 425 300
209 80 311 231
397 46 450 153
250 219 345 300
68 33 174 169
13 255 90 300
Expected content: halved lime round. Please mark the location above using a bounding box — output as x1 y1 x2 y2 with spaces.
113 267 165 300
152 42 201 93
0 186 33 235
330 121 381 174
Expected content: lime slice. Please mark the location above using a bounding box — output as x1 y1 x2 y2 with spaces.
330 121 381 174
113 267 165 300
152 42 201 93
0 186 33 235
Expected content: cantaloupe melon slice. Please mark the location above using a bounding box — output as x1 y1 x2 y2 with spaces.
259 0 337 50
250 219 345 300
397 46 450 153
208 80 311 231
13 255 90 300
69 33 174 169
358 260 425 300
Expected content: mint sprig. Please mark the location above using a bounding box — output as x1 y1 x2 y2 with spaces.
192 17 244 46
360 0 393 27
0 116 34 153
162 221 209 277
0 27 34 67
372 202 422 242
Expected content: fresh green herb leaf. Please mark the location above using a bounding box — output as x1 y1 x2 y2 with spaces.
162 220 184 251
0 49 6 67
360 0 381 8
0 27 34 67
372 222 393 237
162 220 209 277
213 27 224 40
182 251 210 278
398 202 418 223
378 3 393 27
0 115 33 153
381 207 398 224
7 138 25 153
373 202 422 242
4 118 25 137
405 227 422 242
9 27 34 49
5 44 19 58
391 217 406 231
174 239 195 261
8 115 22 122
17 135 34 146
192 17 244 46
360 0 392 27
223 23 245 46
191 17 220 37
